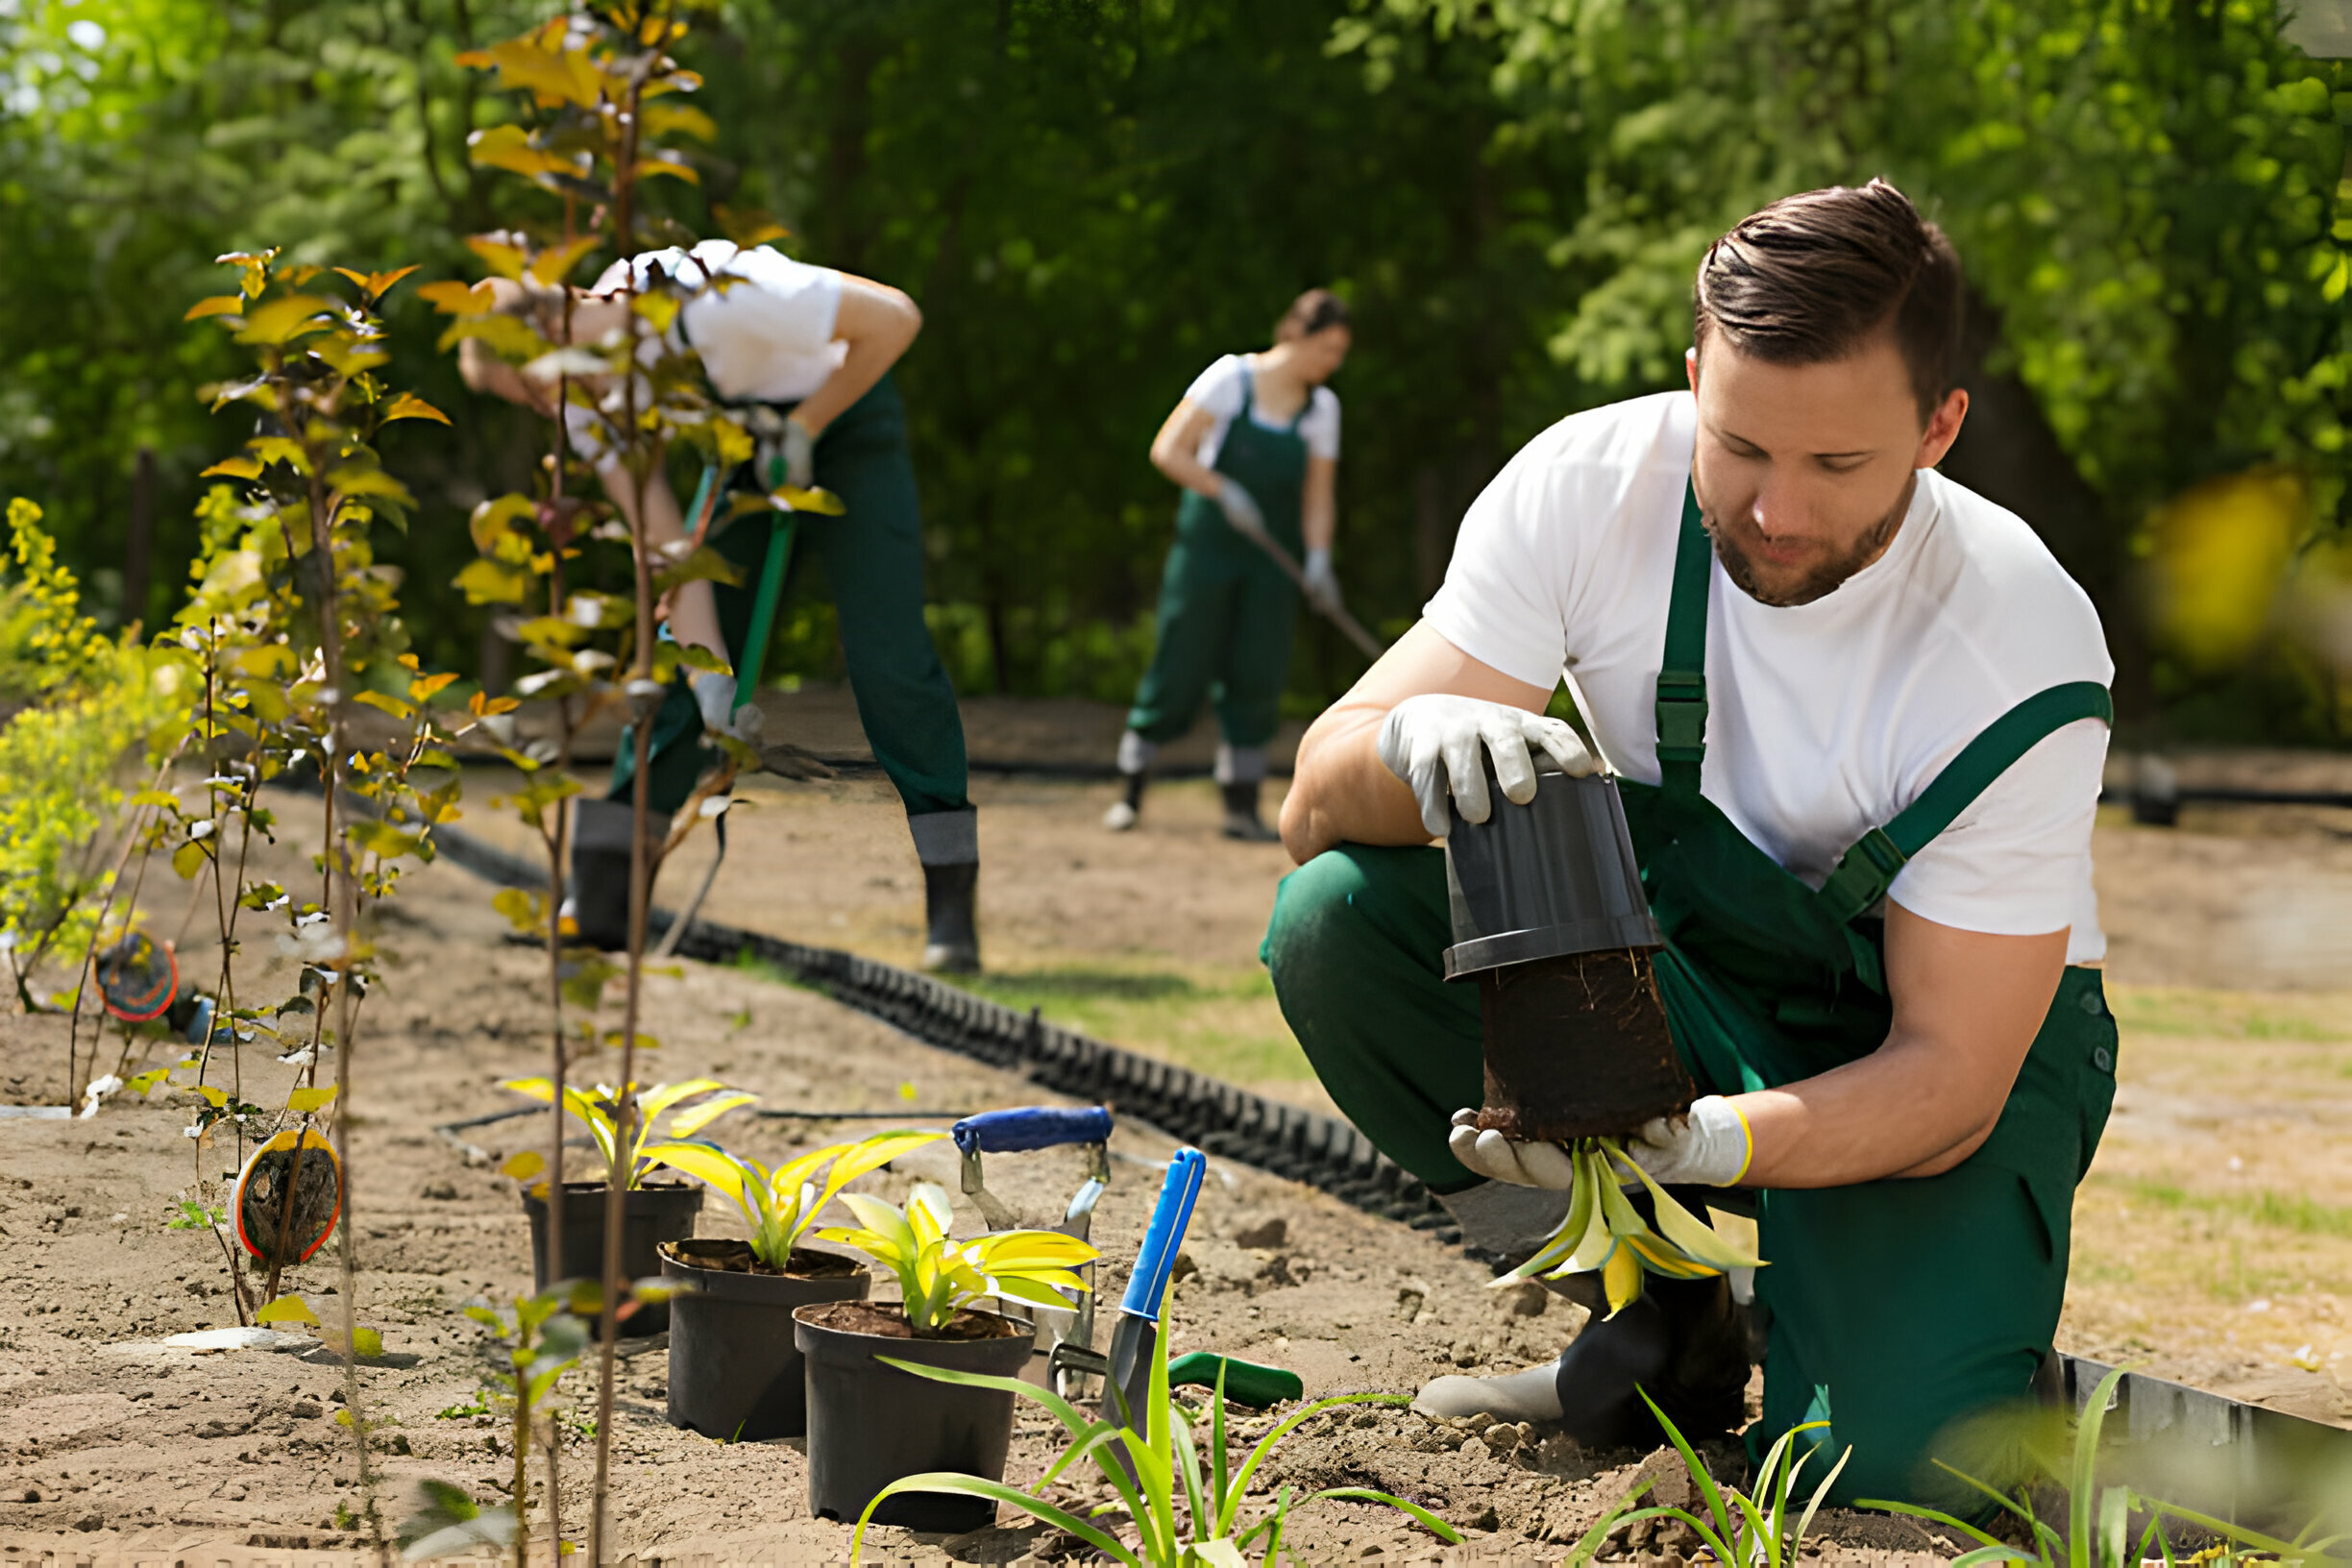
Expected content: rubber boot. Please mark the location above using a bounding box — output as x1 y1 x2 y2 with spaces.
921 862 980 973
1414 1259 1750 1445
1219 780 1281 843
1104 770 1146 832
566 797 639 952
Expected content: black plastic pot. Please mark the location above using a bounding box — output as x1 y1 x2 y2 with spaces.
660 1239 868 1440
521 1180 701 1335
1446 759 1693 1141
796 1300 1037 1531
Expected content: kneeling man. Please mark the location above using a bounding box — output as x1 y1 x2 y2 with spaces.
1263 180 2117 1505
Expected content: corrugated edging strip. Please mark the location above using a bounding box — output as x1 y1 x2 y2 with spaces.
432 824 1458 1240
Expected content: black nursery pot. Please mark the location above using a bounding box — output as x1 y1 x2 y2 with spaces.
796 1301 1037 1533
521 1181 701 1335
659 1239 868 1441
1445 759 1694 1141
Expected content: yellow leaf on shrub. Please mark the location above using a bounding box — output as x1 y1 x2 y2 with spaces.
287 1086 337 1114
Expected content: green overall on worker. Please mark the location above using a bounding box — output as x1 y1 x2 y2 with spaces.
1107 289 1353 841
459 241 983 971
1261 181 2119 1508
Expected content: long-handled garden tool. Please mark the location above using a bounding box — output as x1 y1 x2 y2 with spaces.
1217 514 1384 661
950 1105 1115 1393
652 455 819 959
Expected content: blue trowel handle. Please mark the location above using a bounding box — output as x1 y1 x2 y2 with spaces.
952 1106 1114 1157
1119 1147 1205 1323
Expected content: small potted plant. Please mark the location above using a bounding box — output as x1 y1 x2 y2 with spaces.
642 1128 943 1440
500 1076 753 1334
796 1181 1099 1531
1444 754 1693 1139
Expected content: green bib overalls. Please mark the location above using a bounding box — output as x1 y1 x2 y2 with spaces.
1262 478 2120 1505
1125 375 1309 751
610 372 971 828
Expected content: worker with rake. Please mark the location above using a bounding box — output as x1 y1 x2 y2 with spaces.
1105 288 1354 842
461 240 984 972
1263 181 2118 1506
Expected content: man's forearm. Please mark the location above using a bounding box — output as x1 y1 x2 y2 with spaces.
1279 705 1428 861
1732 1033 2005 1188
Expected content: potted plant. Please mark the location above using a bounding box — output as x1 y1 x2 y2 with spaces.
851 1287 1461 1563
1444 754 1692 1140
795 1181 1099 1531
500 1076 753 1334
640 1128 943 1440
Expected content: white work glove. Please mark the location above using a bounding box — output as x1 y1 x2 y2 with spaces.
1447 1096 1752 1189
1303 546 1342 615
780 416 817 490
692 671 763 744
1448 1109 1579 1188
1622 1096 1752 1188
1377 693 1597 839
1216 476 1266 537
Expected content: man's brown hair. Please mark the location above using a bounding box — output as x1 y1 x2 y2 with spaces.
1693 178 1964 419
1275 287 1352 342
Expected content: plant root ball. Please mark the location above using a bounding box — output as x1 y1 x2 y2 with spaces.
238 1143 340 1266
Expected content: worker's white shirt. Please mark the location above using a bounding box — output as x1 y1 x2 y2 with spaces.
1185 355 1341 467
1424 390 2112 962
590 241 846 404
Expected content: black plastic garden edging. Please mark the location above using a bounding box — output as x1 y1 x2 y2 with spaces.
429 824 1458 1241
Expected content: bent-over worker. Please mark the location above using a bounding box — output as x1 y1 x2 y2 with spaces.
1106 289 1352 841
1261 181 2116 1507
460 240 983 971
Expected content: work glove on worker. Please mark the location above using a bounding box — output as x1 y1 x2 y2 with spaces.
692 670 765 745
1446 1100 1753 1189
1216 477 1267 540
1302 546 1343 616
779 415 817 491
1377 693 1598 839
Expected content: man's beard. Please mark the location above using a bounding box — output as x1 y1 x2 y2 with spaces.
1703 479 1912 607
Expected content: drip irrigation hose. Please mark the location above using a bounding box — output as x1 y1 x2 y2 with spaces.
430 822 1458 1239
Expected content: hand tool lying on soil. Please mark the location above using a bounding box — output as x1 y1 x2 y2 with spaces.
951 1105 1114 1395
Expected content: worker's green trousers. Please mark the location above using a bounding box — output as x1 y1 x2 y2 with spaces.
1124 493 1302 750
613 374 969 823
1262 845 2119 1507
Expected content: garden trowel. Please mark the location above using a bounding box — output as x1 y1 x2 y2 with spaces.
1047 1146 1206 1427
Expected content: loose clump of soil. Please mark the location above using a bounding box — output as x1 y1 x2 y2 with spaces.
1476 946 1692 1141
802 1299 1024 1341
658 1237 860 1279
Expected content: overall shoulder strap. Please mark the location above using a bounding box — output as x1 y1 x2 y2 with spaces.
1653 478 1711 796
1817 681 2115 925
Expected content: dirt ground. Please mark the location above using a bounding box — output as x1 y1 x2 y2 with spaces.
0 711 2347 1563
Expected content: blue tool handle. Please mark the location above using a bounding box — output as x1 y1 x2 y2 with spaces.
1119 1147 1206 1323
952 1106 1114 1157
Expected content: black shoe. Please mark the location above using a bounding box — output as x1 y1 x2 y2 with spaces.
921 861 980 973
567 797 638 952
1412 1272 1750 1447
1219 780 1281 843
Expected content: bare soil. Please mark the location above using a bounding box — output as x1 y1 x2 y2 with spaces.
0 716 2347 1563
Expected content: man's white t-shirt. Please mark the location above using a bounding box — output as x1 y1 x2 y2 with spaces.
1184 355 1341 468
589 241 847 404
1424 390 2113 963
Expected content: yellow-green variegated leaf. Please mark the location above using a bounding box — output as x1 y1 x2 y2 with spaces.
639 1140 756 1209
665 1090 758 1138
1494 1151 1598 1286
967 1231 1100 1273
990 1274 1082 1312
1601 1242 1643 1317
836 1191 917 1257
906 1181 955 1246
635 1078 724 1125
1612 1145 1766 1273
1624 1232 1720 1280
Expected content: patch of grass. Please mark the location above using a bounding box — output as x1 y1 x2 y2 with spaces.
2107 983 2352 1043
960 963 1309 1087
2097 1173 2352 1237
